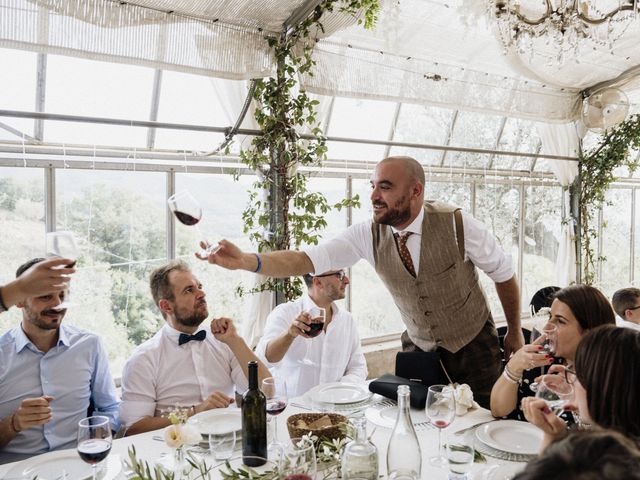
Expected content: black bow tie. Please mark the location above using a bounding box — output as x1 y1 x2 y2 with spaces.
178 330 206 346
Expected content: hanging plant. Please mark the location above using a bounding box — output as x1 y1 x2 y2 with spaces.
236 0 379 300
579 114 640 285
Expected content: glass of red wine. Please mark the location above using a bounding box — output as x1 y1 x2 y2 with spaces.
426 385 456 468
77 415 112 480
167 191 213 253
262 377 288 452
282 437 317 480
299 307 325 367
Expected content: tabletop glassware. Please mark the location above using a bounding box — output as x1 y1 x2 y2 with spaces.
387 385 421 480
299 306 325 367
530 323 558 355
167 190 213 253
446 430 475 480
262 377 288 452
77 416 112 480
342 417 378 480
535 374 574 415
45 230 78 311
426 384 456 468
209 430 237 460
281 437 317 480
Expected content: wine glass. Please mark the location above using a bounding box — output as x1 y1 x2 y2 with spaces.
77 416 112 480
167 190 213 253
426 385 456 468
529 323 558 392
281 437 317 480
262 377 288 450
299 306 325 367
45 230 79 311
535 374 574 415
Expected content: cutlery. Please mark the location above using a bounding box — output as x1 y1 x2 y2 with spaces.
453 420 497 436
290 402 312 410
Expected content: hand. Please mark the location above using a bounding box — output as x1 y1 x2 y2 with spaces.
534 364 565 383
5 258 75 307
211 317 239 343
521 397 567 439
13 396 54 431
503 328 525 361
195 392 234 413
195 239 246 270
288 312 312 339
507 344 553 376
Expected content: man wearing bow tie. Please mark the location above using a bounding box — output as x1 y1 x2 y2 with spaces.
119 260 270 435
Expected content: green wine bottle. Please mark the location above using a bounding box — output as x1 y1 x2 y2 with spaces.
242 361 267 466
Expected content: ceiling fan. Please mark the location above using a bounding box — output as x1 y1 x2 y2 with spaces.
581 87 630 132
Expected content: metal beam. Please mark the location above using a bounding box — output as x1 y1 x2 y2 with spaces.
0 122 36 142
166 170 175 259
0 110 580 162
440 110 459 166
487 116 508 170
34 53 47 141
383 102 402 159
44 166 55 232
146 69 163 149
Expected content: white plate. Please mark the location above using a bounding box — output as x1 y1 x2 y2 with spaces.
365 405 428 429
485 463 526 480
310 382 372 405
188 407 241 435
6 451 121 480
476 420 543 456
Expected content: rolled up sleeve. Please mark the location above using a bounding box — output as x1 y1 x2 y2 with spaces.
462 212 514 283
303 222 374 274
119 354 157 427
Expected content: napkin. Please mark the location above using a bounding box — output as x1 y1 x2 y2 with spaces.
444 383 479 416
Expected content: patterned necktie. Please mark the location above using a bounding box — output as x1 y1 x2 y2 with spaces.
178 330 206 346
395 231 416 277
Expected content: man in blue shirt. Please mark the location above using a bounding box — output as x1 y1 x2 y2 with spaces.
0 258 120 464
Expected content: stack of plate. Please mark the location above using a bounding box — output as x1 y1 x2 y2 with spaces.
187 407 242 444
474 420 543 462
304 382 373 413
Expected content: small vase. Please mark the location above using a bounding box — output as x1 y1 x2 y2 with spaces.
173 446 186 479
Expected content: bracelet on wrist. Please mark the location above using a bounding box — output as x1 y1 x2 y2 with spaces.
9 413 21 433
502 369 520 384
253 254 262 273
503 365 522 383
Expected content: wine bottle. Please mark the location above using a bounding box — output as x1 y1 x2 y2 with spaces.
242 361 267 466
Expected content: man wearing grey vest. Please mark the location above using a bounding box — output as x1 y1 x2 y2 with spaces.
197 156 523 408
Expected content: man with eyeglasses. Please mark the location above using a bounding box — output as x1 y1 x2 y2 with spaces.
255 270 367 397
612 288 640 331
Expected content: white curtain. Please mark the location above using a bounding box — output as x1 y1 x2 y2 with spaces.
536 122 580 287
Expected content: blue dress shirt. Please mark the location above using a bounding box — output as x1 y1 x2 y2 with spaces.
0 324 120 463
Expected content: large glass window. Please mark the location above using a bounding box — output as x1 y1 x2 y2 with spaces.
599 188 633 296
0 48 37 139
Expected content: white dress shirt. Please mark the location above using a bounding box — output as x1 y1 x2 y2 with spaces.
255 295 367 397
304 208 513 282
119 324 248 427
616 316 640 331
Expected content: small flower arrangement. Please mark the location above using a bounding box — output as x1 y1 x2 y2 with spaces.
163 406 201 449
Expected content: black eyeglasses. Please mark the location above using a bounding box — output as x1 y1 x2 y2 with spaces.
314 270 347 281
627 306 640 311
564 366 577 385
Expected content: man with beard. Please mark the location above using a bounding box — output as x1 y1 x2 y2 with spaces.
197 157 522 408
0 258 119 464
119 260 270 435
255 270 367 397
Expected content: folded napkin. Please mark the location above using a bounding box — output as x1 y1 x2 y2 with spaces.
443 383 479 416
368 373 428 408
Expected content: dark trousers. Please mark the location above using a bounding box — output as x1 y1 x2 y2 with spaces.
400 317 502 409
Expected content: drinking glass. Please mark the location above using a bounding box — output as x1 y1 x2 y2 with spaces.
262 377 288 449
167 190 212 252
209 431 236 460
299 307 325 367
535 374 574 415
529 323 558 392
77 416 112 480
45 230 78 311
446 431 475 480
281 437 317 480
426 385 456 468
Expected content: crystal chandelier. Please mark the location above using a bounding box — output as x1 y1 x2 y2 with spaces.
490 0 640 65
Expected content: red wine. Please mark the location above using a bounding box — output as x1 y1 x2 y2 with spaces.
266 400 287 416
284 475 312 480
173 210 200 226
307 322 324 338
242 361 267 467
433 420 450 428
77 439 111 464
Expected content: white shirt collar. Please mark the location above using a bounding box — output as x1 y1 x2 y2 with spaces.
390 207 424 236
161 323 207 342
302 293 341 316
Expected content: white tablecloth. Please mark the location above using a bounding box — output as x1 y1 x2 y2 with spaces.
0 398 528 479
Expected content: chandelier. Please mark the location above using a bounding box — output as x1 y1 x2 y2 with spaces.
490 0 640 65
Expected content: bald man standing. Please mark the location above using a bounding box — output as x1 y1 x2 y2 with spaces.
197 157 522 407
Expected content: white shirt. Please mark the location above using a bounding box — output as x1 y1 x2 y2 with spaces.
119 324 248 427
304 208 513 282
616 316 640 331
255 295 367 397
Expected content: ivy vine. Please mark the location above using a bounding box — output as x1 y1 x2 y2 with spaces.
236 0 380 300
579 114 640 284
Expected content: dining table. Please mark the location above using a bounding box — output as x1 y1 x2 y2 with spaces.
0 393 533 480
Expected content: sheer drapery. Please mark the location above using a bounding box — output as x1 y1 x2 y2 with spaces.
537 122 580 287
